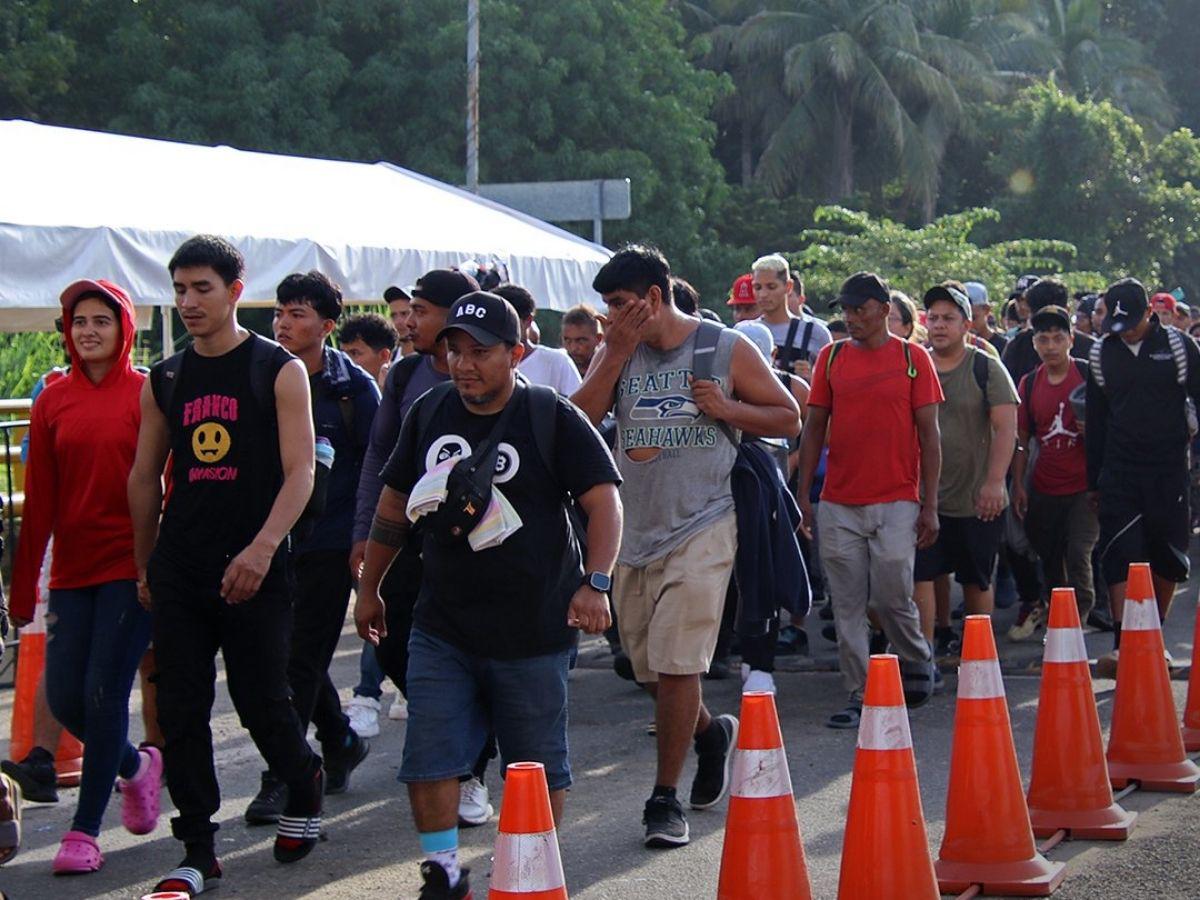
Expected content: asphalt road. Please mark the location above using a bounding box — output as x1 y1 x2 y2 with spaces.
1 586 1198 899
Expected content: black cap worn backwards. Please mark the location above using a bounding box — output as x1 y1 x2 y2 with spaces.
411 269 481 309
923 283 972 320
437 291 522 347
833 271 890 308
1031 305 1072 333
1104 278 1148 334
383 285 410 303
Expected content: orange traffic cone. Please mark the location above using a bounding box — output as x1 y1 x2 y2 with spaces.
489 762 567 899
936 616 1066 897
717 691 812 900
1182 598 1200 752
838 654 937 899
1107 563 1200 792
1027 588 1136 840
8 583 83 786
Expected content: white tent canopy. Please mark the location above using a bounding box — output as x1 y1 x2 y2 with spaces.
0 120 611 330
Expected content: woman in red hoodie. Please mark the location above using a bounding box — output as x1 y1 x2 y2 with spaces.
10 279 161 875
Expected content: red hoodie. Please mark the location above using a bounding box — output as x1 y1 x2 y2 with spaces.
11 280 144 620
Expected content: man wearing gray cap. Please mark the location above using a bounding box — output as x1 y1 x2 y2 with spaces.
966 281 1007 356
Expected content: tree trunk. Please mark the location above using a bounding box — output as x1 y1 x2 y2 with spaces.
828 94 854 201
740 121 754 188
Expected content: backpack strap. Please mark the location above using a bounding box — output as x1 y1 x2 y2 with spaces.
1166 325 1189 386
1089 335 1106 389
799 320 814 358
151 351 187 419
1073 358 1089 381
692 320 737 445
414 381 457 456
527 384 560 486
972 347 991 414
386 353 425 414
775 317 801 371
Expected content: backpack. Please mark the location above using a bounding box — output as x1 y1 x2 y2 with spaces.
692 319 737 444
775 317 814 374
152 336 279 424
1089 326 1198 436
824 339 992 412
1020 360 1088 431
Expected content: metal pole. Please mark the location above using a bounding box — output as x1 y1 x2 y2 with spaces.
466 0 480 192
160 305 174 360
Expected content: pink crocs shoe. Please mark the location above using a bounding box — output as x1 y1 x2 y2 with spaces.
52 830 103 875
119 745 162 835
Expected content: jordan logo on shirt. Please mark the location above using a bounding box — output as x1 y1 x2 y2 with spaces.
1044 401 1080 449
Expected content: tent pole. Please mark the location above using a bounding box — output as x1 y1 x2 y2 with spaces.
161 307 174 360
466 0 480 192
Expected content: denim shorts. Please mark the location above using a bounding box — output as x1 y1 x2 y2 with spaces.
399 628 572 790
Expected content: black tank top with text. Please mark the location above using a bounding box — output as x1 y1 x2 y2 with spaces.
154 334 292 573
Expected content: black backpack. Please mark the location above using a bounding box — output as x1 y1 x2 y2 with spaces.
151 336 280 424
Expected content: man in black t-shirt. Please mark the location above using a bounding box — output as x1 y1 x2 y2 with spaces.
355 292 622 899
128 236 325 895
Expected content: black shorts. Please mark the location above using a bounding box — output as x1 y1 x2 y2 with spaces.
913 514 1003 589
1098 465 1190 585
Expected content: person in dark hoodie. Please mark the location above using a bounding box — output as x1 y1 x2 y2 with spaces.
9 279 161 875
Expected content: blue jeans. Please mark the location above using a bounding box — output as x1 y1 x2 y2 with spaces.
353 640 386 700
399 628 572 790
45 580 152 836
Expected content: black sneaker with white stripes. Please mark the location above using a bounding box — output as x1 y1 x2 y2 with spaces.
643 795 689 848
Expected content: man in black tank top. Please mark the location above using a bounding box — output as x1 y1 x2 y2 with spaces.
128 236 325 895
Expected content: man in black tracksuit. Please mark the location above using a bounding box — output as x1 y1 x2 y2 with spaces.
1086 277 1200 676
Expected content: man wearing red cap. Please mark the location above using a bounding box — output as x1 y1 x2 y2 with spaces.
726 273 760 323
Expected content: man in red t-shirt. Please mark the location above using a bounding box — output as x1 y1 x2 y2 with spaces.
1009 306 1098 640
797 272 943 729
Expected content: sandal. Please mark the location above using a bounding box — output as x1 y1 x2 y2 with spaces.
52 830 103 875
154 861 223 897
120 745 163 835
825 705 862 730
0 773 20 865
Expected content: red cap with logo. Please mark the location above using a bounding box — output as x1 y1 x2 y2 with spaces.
726 273 755 306
1150 292 1177 315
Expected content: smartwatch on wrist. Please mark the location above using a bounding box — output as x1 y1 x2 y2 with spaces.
585 571 612 593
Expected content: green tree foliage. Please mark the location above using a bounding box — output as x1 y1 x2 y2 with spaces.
0 332 65 400
791 205 1080 311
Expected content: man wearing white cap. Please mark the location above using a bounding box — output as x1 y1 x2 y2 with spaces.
966 281 1007 356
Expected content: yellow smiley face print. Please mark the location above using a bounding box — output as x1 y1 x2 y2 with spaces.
192 422 231 463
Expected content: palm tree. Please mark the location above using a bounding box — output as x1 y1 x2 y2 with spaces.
733 1 998 220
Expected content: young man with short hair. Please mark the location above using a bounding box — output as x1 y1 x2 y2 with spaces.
127 236 325 894
752 254 832 379
561 304 604 377
1002 278 1095 385
356 291 623 899
797 272 941 729
240 272 381 824
573 245 800 848
492 283 582 394
1009 305 1097 641
339 313 398 387
1087 278 1200 676
384 285 415 358
726 273 760 323
966 281 1007 355
914 282 1019 651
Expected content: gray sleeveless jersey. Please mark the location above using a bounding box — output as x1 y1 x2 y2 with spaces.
614 327 740 567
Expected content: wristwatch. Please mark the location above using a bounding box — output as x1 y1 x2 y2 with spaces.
585 571 612 593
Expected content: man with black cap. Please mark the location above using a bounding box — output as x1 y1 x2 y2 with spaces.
355 291 623 900
348 270 479 799
1086 277 1200 677
383 285 415 359
1002 277 1095 385
915 281 1018 653
797 272 941 730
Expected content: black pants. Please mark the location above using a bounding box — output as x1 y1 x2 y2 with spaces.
288 550 353 750
374 549 419 696
150 555 319 845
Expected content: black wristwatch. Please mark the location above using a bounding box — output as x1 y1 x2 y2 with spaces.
585 571 612 592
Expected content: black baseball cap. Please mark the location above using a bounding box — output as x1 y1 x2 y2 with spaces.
923 282 972 320
1014 274 1041 295
437 292 522 346
411 269 481 308
833 271 890 308
383 285 410 303
1031 305 1072 333
1103 278 1148 334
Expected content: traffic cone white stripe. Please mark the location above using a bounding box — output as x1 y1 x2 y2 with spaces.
957 659 1005 699
1121 598 1161 632
730 747 793 799
1043 628 1088 664
491 830 566 893
857 705 913 751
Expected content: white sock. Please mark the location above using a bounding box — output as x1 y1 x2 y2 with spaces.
429 848 460 887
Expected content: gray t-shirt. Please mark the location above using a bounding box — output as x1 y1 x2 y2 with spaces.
765 313 832 364
614 326 741 567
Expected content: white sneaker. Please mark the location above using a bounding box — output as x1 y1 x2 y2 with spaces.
743 670 777 694
346 695 381 738
388 695 408 720
458 777 494 827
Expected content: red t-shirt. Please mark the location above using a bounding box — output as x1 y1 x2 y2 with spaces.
1019 363 1087 495
808 336 944 505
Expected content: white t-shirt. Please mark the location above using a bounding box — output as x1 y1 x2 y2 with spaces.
519 345 582 394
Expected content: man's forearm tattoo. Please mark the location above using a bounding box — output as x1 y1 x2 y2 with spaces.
369 514 409 548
